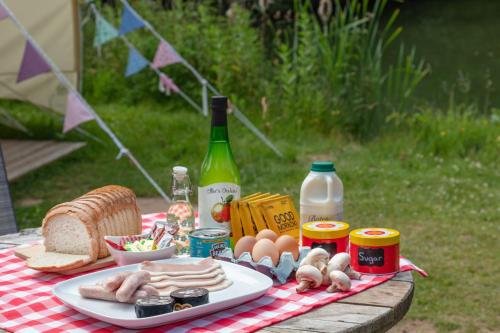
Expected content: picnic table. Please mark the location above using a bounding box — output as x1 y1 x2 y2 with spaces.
0 228 414 333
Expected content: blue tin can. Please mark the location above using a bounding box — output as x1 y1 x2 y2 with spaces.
189 228 230 258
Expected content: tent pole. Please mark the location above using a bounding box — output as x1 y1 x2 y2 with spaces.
0 107 30 134
118 0 283 157
0 0 171 204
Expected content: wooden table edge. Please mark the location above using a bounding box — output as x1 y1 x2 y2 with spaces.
260 271 414 333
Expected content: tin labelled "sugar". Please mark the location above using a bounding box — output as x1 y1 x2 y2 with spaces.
189 228 230 258
349 228 400 275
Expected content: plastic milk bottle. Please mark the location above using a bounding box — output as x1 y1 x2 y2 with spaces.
300 161 344 243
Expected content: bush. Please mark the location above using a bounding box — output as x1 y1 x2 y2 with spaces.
81 0 427 140
269 0 429 138
408 106 500 159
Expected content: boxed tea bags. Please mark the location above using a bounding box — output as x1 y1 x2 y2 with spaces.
238 193 275 237
260 195 300 241
229 192 300 241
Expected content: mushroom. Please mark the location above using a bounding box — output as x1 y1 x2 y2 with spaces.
321 272 330 286
326 270 351 293
344 266 361 280
327 252 351 272
327 252 361 280
295 265 323 293
299 248 329 274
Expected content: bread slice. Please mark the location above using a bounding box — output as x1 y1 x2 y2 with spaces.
27 252 92 272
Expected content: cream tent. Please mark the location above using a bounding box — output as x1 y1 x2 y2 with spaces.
0 0 171 202
0 0 80 113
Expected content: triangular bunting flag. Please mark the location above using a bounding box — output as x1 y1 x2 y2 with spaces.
93 15 119 47
16 41 51 83
63 92 95 133
125 48 149 77
0 4 9 20
119 5 145 35
159 73 180 95
151 41 181 69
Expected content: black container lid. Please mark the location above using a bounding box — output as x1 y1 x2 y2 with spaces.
211 96 228 126
171 287 209 300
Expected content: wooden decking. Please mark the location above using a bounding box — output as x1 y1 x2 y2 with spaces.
0 140 86 181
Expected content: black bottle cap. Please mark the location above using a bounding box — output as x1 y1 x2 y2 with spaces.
211 96 228 126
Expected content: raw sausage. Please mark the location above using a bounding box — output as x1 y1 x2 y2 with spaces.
102 271 133 291
116 271 151 302
79 283 158 303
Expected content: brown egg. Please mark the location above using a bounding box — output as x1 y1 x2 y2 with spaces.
255 229 278 242
275 235 299 261
252 239 279 266
234 236 257 259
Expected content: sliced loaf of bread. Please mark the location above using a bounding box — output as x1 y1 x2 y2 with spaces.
27 185 142 272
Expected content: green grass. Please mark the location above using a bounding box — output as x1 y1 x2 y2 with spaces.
2 101 499 331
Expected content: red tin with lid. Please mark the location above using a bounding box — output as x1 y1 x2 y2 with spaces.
349 228 400 275
302 221 349 257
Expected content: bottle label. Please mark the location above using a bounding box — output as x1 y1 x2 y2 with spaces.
198 183 240 231
301 211 344 224
300 199 344 223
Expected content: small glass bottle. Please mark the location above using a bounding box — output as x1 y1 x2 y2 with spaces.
166 166 195 255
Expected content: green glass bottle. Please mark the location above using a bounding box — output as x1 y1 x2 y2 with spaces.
198 96 241 231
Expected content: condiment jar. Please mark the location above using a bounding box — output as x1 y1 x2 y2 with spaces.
349 228 400 275
302 221 349 257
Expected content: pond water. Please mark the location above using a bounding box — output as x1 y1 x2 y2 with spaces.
389 0 500 110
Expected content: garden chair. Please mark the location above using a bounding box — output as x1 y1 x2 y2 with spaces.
0 145 17 235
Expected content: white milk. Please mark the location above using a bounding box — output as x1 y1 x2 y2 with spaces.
300 161 343 243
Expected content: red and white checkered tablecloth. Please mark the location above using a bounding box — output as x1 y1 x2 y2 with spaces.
0 213 427 332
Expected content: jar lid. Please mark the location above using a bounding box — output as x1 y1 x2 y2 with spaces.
302 221 349 239
349 228 400 246
310 161 336 172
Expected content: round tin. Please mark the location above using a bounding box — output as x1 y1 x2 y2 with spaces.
302 221 349 257
171 287 209 311
189 228 230 258
349 228 400 275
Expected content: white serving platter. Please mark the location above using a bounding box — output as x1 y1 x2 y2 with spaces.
53 257 273 329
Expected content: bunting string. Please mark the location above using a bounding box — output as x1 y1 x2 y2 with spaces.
117 0 283 157
89 3 203 115
88 0 283 156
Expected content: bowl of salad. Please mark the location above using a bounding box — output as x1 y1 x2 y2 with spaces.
104 224 177 265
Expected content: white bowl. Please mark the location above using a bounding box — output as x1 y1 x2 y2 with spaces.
104 235 176 266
